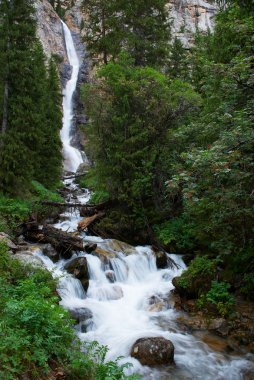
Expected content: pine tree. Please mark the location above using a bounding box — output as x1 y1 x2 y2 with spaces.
167 38 190 81
0 0 63 194
35 57 63 189
82 0 170 67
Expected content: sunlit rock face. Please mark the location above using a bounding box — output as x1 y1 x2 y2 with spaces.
167 0 217 47
34 0 68 63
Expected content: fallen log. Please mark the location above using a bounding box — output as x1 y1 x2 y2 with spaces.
77 212 105 231
62 172 88 180
22 222 85 259
40 200 109 210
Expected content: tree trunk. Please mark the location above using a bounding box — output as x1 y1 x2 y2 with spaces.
1 81 8 134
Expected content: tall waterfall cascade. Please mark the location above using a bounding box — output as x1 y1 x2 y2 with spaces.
61 21 83 173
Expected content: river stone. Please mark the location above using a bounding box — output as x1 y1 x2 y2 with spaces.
131 337 174 366
152 248 168 269
0 232 17 251
13 252 45 269
208 318 229 337
43 244 60 263
105 270 115 283
64 256 89 291
69 307 92 323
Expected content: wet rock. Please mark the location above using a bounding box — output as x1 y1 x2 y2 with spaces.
0 232 17 251
69 307 92 323
64 257 89 291
85 243 97 253
43 244 60 263
131 337 174 366
148 301 169 312
208 318 229 337
154 250 168 269
13 252 45 269
172 276 198 299
105 270 115 283
102 239 136 256
76 162 91 175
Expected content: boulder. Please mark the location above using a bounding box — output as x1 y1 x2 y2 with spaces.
151 247 168 269
131 337 174 366
0 232 17 251
64 257 89 291
43 244 60 263
69 307 93 323
76 162 91 175
69 307 94 333
105 270 115 283
172 276 197 299
13 252 45 269
208 318 229 337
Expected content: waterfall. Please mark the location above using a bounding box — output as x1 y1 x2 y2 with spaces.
30 21 254 380
61 21 83 173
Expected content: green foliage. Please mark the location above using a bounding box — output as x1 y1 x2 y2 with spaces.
240 274 254 300
177 256 217 295
82 0 170 67
0 242 138 380
84 54 199 240
0 195 30 233
68 342 139 380
0 181 62 234
31 181 62 203
197 281 234 317
164 3 254 259
0 0 63 195
154 215 196 251
90 191 110 204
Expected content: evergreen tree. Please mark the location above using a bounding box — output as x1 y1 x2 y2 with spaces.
0 0 63 194
36 57 63 189
167 38 190 81
82 0 170 67
84 54 199 240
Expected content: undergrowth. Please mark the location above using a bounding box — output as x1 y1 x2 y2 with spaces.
0 241 139 380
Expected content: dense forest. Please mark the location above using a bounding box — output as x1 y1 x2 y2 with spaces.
82 0 254 303
0 0 253 378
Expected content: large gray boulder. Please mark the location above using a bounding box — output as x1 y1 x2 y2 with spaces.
131 337 174 366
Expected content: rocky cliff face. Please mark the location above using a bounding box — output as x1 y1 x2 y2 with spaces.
167 0 217 47
52 0 217 48
35 0 67 62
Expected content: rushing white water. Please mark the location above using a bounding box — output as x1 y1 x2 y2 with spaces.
61 21 83 173
32 181 254 379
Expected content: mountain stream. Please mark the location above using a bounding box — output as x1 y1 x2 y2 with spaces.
32 22 254 380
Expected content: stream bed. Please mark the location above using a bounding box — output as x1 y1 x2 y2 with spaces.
30 179 254 380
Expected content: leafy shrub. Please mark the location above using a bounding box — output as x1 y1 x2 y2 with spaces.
0 242 138 380
31 180 62 202
197 281 234 317
240 274 254 300
154 215 196 251
90 191 110 204
0 195 30 233
177 256 218 297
